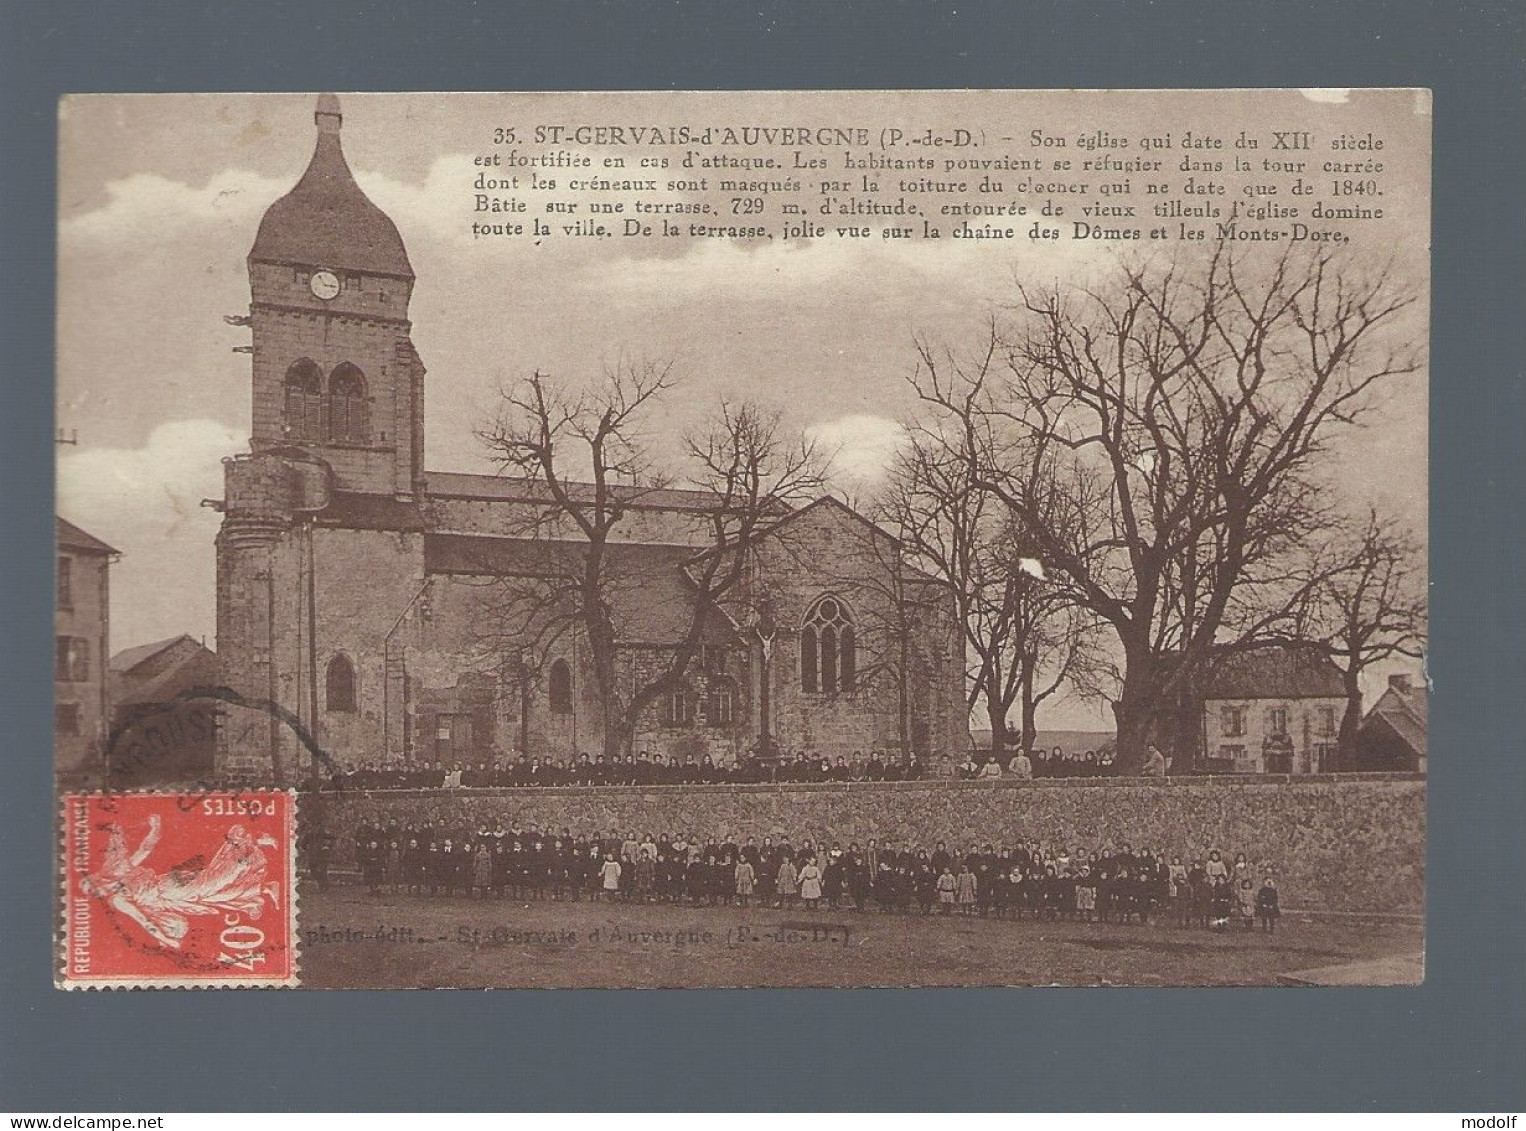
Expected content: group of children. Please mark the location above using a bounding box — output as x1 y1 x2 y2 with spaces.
310 750 931 792
338 821 1283 933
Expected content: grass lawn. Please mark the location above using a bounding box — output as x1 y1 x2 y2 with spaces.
297 882 1423 989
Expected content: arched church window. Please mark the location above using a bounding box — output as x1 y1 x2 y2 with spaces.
705 676 737 727
801 596 855 694
283 359 324 441
662 683 694 728
325 654 356 713
328 363 368 444
548 659 573 715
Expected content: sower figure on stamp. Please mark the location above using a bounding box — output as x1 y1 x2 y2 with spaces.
82 815 280 952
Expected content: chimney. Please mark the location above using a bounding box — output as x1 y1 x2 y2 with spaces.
1388 673 1413 693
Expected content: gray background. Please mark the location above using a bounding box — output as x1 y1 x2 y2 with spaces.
2 0 1521 1112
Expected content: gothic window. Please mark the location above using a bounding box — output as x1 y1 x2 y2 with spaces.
705 676 737 728
801 596 855 694
328 363 368 444
325 654 357 713
283 359 324 441
548 659 573 715
662 684 694 728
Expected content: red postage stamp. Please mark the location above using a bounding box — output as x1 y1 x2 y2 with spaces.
59 791 298 988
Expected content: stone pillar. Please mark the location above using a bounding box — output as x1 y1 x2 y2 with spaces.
215 453 296 781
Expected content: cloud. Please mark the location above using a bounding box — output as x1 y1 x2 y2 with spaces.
60 153 486 250
62 169 289 244
358 154 487 243
56 418 241 652
806 413 908 487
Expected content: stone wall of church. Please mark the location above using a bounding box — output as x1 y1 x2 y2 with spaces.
220 481 965 777
427 494 711 547
303 773 1427 913
297 557 759 771
745 502 966 763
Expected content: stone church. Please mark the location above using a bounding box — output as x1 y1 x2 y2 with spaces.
214 96 965 782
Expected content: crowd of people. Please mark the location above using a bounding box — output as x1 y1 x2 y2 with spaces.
958 747 1121 780
306 750 935 791
300 743 1167 792
314 821 1282 932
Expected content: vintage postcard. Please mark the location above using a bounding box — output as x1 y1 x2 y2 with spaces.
55 90 1428 988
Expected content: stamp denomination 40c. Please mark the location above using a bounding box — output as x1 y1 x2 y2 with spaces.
59 791 298 988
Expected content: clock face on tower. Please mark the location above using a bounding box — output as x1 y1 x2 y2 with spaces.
309 270 341 300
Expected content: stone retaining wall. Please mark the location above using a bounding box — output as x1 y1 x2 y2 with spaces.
300 773 1426 912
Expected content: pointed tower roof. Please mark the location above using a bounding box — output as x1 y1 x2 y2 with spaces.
249 94 414 279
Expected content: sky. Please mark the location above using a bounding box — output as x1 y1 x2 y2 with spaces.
55 91 1431 728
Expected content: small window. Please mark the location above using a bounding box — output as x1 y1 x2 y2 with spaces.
328 363 368 444
1269 707 1289 736
706 677 736 728
1221 705 1246 737
662 685 694 728
56 702 81 736
434 714 455 763
325 654 357 713
57 556 72 609
283 359 324 441
56 637 90 683
548 659 573 715
1318 706 1337 737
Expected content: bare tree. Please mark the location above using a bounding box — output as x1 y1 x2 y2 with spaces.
884 332 1105 761
1303 507 1428 754
911 247 1423 771
477 361 824 757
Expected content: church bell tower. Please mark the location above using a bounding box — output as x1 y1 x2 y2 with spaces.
244 93 424 498
217 95 426 781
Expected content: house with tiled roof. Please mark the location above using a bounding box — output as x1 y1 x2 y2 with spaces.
55 517 118 777
1353 673 1428 773
1194 644 1346 774
108 634 219 784
1146 643 1348 774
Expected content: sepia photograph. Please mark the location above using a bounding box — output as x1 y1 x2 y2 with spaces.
55 89 1429 990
